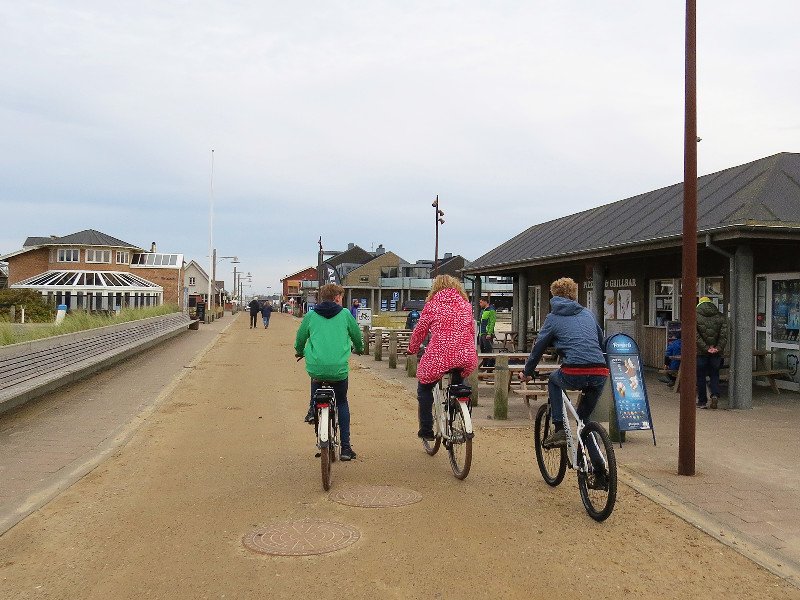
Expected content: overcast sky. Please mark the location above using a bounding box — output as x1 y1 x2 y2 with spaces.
2 1 798 295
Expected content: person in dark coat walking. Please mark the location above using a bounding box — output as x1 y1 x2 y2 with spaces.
261 302 273 329
696 297 729 409
248 298 261 329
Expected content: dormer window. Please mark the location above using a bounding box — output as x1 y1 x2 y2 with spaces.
116 251 130 265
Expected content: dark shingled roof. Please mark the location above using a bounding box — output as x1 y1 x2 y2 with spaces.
23 229 141 249
466 152 800 272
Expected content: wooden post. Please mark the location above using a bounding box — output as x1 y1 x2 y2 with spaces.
388 330 397 369
406 353 418 377
362 326 370 354
467 368 479 407
493 354 509 420
374 330 383 361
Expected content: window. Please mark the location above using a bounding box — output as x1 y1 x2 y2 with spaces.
86 249 111 263
189 277 196 286
380 267 398 278
116 251 130 265
57 248 80 262
650 279 676 326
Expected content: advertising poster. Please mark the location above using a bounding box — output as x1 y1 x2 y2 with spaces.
605 333 656 443
603 290 615 320
616 289 632 319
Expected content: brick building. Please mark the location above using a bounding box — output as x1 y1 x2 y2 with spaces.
1 230 185 310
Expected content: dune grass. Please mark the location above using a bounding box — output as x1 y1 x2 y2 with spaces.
0 305 181 346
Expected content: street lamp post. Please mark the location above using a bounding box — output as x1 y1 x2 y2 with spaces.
432 194 445 277
218 255 239 312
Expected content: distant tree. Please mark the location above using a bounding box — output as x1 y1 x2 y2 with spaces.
0 289 55 322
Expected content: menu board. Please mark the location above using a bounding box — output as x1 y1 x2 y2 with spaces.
605 333 656 441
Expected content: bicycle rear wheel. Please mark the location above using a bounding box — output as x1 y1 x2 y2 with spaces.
319 407 333 491
577 421 617 521
422 384 442 456
447 402 472 480
534 403 566 486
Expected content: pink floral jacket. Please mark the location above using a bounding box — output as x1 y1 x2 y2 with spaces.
407 288 478 384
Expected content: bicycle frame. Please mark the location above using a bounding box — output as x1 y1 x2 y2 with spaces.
314 387 337 447
559 390 605 474
432 378 473 441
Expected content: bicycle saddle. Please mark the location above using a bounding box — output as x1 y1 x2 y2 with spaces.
448 383 472 398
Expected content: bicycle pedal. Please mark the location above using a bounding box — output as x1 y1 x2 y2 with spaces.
314 452 321 458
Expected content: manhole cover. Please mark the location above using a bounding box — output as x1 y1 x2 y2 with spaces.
330 485 423 508
242 519 360 556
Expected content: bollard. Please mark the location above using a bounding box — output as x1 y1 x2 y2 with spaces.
374 330 383 361
493 354 510 420
362 326 370 354
467 369 479 407
388 330 398 369
406 353 418 377
55 304 67 325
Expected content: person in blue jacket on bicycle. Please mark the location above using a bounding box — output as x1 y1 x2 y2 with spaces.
520 277 609 456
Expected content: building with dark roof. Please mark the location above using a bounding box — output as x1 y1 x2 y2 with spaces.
1 230 185 311
464 152 800 406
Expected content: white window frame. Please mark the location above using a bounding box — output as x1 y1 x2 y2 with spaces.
86 249 112 264
116 251 130 265
188 276 196 286
57 248 80 263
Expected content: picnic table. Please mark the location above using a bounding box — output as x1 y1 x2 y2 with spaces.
662 350 792 394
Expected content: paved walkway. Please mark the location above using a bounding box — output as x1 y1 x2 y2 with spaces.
359 350 800 587
0 314 233 534
1 314 798 595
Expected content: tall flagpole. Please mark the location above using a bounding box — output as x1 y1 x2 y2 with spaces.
207 149 215 320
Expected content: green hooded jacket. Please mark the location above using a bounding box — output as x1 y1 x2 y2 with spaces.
294 301 364 381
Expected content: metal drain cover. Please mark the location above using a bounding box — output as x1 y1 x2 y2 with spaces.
330 485 423 508
242 519 360 556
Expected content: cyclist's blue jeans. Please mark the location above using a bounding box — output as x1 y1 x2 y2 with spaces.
547 370 607 423
548 370 607 467
696 354 723 404
310 378 351 448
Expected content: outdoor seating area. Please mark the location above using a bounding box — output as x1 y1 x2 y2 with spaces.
659 350 792 394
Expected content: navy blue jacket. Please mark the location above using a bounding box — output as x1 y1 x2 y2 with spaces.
524 296 605 376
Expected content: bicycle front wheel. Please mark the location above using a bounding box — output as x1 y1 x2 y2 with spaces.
447 402 472 480
534 403 566 486
577 421 617 521
319 408 333 491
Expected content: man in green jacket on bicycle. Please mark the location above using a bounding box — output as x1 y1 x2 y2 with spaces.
295 283 364 460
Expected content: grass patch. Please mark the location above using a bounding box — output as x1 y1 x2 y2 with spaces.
0 305 181 346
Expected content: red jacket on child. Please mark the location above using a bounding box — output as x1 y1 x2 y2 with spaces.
407 288 478 384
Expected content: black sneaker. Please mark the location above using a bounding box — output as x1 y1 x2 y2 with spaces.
543 429 567 448
304 409 315 424
417 429 436 441
588 468 609 490
340 446 357 461
696 402 708 409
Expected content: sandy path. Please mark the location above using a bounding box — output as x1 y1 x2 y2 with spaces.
1 313 797 599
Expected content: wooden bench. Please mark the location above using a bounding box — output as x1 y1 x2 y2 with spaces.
751 369 793 394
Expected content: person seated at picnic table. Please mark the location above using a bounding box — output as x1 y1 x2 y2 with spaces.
658 332 681 385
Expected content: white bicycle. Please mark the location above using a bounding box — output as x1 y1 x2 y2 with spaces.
422 370 474 480
533 385 617 521
312 382 339 491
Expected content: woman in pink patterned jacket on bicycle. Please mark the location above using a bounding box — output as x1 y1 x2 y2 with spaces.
407 275 478 440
